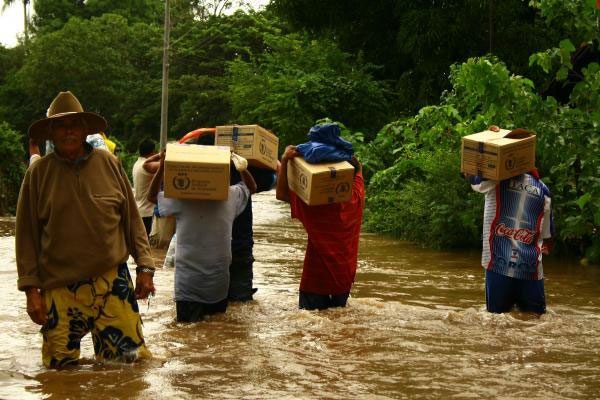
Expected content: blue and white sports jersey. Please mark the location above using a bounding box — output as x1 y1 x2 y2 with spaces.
471 173 553 280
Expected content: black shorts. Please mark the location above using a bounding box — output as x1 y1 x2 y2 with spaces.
176 298 228 322
299 291 350 310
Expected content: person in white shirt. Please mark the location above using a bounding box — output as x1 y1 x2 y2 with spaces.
132 138 159 236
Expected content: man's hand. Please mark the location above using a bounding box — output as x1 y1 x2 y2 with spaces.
147 151 166 204
282 145 299 162
135 272 156 300
231 152 248 172
541 238 554 256
25 287 47 325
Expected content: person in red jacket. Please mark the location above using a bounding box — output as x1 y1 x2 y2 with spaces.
276 145 365 310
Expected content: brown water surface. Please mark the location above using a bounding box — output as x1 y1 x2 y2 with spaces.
1 192 599 399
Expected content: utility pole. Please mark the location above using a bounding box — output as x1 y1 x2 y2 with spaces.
159 0 171 151
488 0 495 53
23 0 30 50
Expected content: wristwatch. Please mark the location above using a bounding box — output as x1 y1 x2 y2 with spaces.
136 266 155 277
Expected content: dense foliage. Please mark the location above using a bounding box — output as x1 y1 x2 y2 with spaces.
227 32 390 145
0 0 597 263
0 122 26 215
269 0 563 111
357 56 599 260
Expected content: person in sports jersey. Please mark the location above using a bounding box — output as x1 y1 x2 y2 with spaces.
468 168 554 314
276 145 365 310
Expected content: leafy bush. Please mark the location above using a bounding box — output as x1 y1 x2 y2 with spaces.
364 149 482 249
0 122 26 215
227 32 390 148
362 55 599 262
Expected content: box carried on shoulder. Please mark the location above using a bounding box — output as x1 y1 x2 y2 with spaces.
461 128 536 181
164 143 230 200
215 124 279 171
287 157 355 206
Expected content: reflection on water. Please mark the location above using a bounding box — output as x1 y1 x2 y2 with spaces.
1 191 599 399
0 217 15 237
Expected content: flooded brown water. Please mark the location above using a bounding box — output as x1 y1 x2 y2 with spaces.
1 193 599 399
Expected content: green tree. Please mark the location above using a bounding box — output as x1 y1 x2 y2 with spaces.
166 10 285 136
0 122 26 215
270 0 562 112
17 14 163 145
32 0 163 34
227 31 390 146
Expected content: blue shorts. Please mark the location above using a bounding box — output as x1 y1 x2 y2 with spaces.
485 269 546 314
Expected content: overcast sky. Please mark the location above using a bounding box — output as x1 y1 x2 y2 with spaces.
0 0 270 48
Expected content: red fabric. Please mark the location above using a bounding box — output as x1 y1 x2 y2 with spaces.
528 168 540 180
290 172 365 295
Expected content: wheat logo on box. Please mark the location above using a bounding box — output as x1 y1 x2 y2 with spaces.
336 182 350 194
259 139 267 155
173 174 191 190
505 158 515 170
299 173 308 189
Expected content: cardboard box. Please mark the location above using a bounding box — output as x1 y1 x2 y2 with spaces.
215 125 279 170
164 143 230 200
461 129 536 181
287 157 355 205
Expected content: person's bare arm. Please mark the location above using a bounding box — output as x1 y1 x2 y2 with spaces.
143 153 161 174
240 169 257 194
275 145 299 203
231 152 257 194
28 138 41 166
147 151 165 204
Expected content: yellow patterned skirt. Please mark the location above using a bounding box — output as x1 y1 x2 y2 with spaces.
41 263 152 368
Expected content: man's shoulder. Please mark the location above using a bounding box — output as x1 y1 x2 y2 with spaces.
91 148 120 166
29 153 56 172
230 182 250 196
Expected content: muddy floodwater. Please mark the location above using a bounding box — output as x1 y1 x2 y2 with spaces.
1 192 599 399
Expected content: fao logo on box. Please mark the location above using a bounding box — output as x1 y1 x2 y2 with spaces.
299 173 308 189
259 138 273 159
173 174 190 190
336 182 350 194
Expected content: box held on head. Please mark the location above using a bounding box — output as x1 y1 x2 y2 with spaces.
461 128 536 181
215 124 279 171
164 143 230 200
287 157 355 206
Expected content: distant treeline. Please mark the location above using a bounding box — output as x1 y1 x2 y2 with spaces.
0 0 597 263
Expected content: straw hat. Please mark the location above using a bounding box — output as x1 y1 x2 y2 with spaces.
28 91 107 141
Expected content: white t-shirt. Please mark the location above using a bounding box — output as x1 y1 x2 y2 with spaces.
132 157 155 218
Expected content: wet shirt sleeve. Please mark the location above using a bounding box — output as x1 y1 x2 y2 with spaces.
541 195 553 239
470 178 496 194
230 182 250 217
15 168 43 290
157 192 181 217
353 172 365 203
289 191 302 221
119 163 155 268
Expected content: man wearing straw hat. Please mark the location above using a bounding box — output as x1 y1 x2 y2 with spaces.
15 91 156 368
